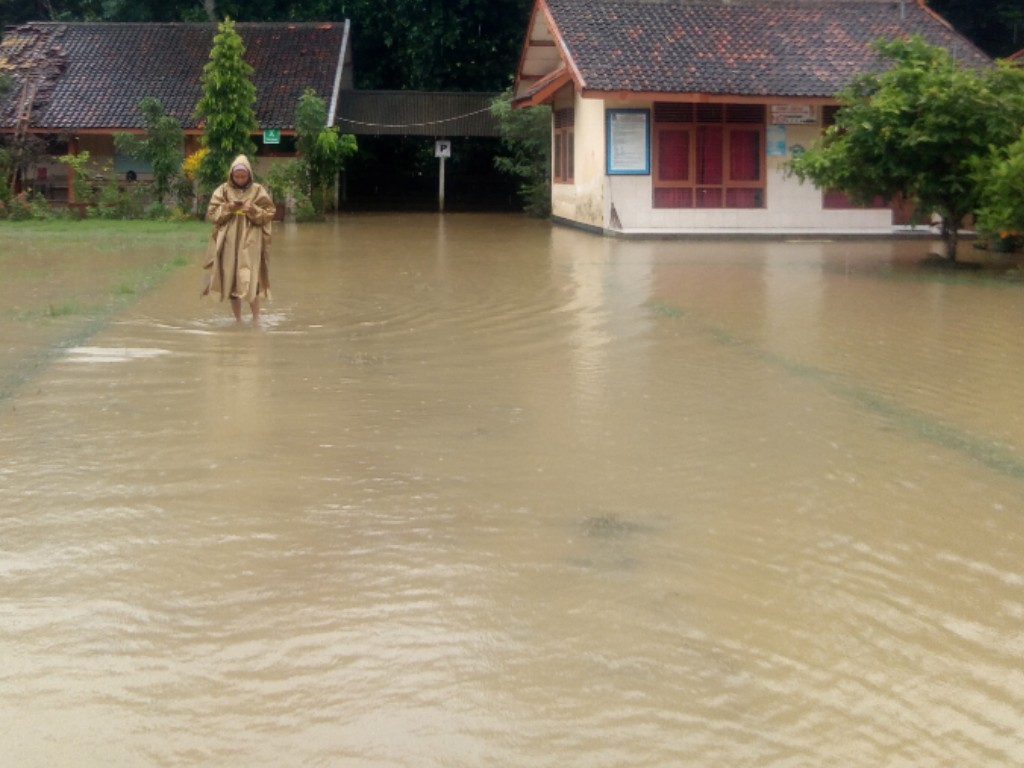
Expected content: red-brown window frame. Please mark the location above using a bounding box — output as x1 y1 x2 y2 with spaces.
554 108 575 184
652 103 766 209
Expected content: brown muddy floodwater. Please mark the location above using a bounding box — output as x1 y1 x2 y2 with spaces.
2 214 1023 767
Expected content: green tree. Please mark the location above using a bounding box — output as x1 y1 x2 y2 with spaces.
113 97 185 202
294 88 357 212
490 89 550 217
973 60 1024 242
788 36 1024 261
193 17 257 192
974 134 1024 247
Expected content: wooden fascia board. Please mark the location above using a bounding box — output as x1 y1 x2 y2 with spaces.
540 0 586 91
513 66 572 108
915 0 955 32
513 0 545 94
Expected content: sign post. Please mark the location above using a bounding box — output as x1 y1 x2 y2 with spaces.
435 139 451 212
263 129 281 145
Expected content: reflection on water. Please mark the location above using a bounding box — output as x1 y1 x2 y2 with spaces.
1 215 1023 767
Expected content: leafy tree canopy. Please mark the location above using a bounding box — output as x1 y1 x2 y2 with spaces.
293 88 357 211
490 90 550 217
113 97 185 201
193 17 257 191
788 36 1024 260
975 134 1024 243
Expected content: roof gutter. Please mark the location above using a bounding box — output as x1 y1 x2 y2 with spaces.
327 18 350 128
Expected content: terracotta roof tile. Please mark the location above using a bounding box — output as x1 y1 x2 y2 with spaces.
0 22 347 131
543 0 990 97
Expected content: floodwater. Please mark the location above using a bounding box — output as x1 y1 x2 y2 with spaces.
2 214 1023 767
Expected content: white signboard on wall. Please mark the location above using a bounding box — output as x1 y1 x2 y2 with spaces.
770 105 818 125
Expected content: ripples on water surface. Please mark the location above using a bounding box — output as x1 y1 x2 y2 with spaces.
1 214 1023 766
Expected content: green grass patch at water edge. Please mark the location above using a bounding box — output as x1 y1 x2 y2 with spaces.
0 218 208 238
47 301 96 318
0 219 208 259
0 222 203 401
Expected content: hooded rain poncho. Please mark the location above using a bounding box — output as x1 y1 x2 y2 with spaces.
202 155 275 303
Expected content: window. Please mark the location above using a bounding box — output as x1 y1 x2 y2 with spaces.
653 103 765 209
554 108 575 184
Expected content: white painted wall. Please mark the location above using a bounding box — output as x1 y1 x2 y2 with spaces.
554 98 895 236
552 91 606 228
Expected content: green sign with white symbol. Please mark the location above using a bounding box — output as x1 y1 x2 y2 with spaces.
263 129 281 145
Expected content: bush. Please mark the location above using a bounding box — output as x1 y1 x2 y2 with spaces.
146 202 173 220
263 159 303 202
92 178 148 219
6 193 34 220
294 193 319 222
29 194 51 220
490 90 552 218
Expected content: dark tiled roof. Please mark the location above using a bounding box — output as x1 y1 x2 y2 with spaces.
544 0 990 98
335 90 501 137
0 22 347 131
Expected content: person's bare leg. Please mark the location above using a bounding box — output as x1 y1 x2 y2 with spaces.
230 297 242 322
250 297 260 321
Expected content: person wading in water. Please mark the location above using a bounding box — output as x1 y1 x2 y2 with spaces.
202 154 275 322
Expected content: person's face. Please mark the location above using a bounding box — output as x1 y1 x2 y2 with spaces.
231 167 250 186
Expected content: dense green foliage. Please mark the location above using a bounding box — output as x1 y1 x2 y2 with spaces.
193 17 257 191
788 37 1024 260
294 89 358 212
113 97 185 202
490 90 551 217
975 131 1024 245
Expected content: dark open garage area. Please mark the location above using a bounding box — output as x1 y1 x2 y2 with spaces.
341 135 521 212
334 90 521 212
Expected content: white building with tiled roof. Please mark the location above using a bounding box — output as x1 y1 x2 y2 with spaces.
513 0 989 236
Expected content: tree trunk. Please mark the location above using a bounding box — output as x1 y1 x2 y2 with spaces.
201 1 217 22
942 218 959 262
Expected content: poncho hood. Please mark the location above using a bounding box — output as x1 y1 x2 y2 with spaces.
228 155 255 188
